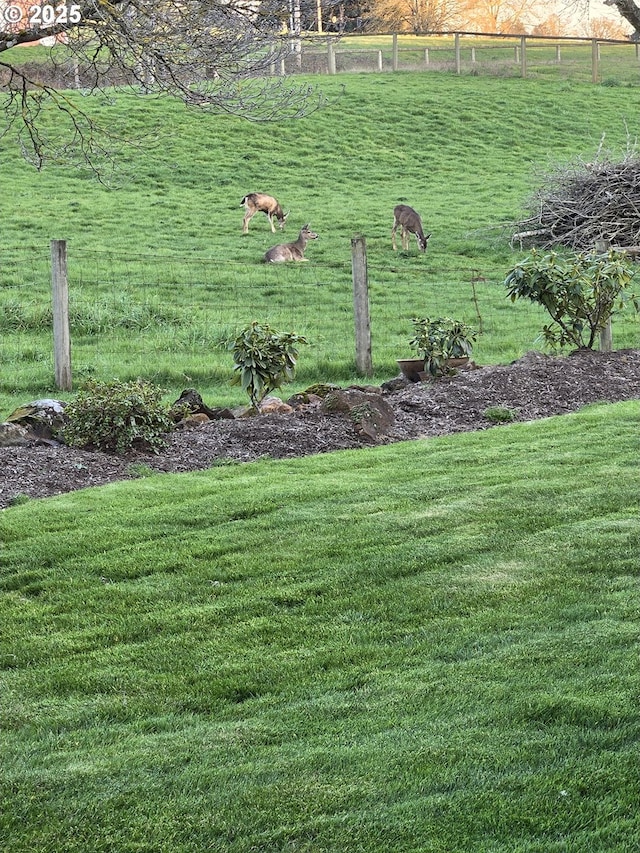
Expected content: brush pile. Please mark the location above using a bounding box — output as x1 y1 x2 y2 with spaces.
511 155 640 252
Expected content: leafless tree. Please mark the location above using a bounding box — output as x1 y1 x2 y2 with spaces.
368 0 461 33
602 0 640 31
458 0 545 33
559 1 640 33
0 1 327 174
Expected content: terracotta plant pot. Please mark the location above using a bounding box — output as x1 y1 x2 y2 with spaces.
396 358 425 382
418 358 473 382
446 357 471 370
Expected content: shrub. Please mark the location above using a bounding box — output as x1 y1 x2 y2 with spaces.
409 317 477 377
504 248 639 350
483 406 518 423
63 379 174 454
228 322 308 409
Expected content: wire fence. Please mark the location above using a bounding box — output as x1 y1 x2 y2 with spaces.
0 241 594 400
17 31 640 91
3 239 640 404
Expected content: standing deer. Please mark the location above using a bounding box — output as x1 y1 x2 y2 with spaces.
392 204 430 252
264 224 318 263
241 193 289 234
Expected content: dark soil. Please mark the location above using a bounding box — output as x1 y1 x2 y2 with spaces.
1 348 639 509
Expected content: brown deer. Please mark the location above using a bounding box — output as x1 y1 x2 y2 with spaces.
241 193 289 234
264 224 318 263
392 204 430 252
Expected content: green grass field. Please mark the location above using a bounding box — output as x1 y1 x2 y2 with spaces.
1 401 639 852
309 33 640 84
1 60 640 852
1 69 640 412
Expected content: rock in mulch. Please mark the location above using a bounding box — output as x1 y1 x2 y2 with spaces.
321 387 395 441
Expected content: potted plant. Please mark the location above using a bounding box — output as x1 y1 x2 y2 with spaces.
406 316 477 379
395 355 428 382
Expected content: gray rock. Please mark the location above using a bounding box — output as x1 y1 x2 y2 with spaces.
0 422 30 447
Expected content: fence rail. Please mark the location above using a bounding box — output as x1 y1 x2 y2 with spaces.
14 32 640 90
277 31 640 85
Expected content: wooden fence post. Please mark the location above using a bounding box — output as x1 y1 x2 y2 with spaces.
520 35 527 78
600 317 613 351
455 32 461 74
392 33 398 71
327 38 336 74
592 39 599 83
50 239 72 391
351 236 373 377
594 238 613 351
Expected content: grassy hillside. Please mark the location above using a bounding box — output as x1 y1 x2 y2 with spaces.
1 401 639 852
1 65 639 851
4 72 640 255
1 71 639 412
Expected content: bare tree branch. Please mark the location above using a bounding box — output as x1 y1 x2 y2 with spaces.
511 141 640 251
1 1 329 174
603 0 640 32
559 1 640 34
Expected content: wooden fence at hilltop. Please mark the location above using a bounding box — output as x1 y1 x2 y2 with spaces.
11 31 640 91
276 31 640 85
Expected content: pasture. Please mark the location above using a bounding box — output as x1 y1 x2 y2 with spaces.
1 70 640 412
1 62 640 852
296 33 640 85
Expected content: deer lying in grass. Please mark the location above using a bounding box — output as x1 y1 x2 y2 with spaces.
241 193 289 234
392 204 430 252
264 224 318 263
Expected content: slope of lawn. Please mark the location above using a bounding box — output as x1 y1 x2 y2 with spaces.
1 400 638 852
1 70 640 412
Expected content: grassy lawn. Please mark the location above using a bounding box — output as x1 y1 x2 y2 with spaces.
1 71 640 412
1 37 639 853
1 400 639 851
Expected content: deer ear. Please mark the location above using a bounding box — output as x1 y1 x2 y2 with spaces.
284 210 290 218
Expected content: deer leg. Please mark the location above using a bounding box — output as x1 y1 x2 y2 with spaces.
402 227 410 251
242 209 255 234
392 222 398 251
267 213 276 233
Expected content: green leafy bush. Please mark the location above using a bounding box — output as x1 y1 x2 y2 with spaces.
504 248 639 350
409 317 477 377
228 322 308 409
484 406 518 423
63 379 174 454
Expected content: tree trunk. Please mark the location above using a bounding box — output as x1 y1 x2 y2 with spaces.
606 1 640 33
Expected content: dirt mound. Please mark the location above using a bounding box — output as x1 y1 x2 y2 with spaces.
1 348 639 509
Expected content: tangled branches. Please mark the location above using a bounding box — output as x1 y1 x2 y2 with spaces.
1 1 329 175
512 153 640 252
